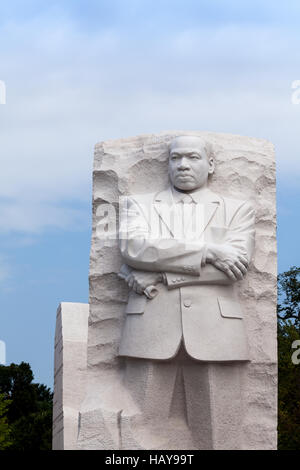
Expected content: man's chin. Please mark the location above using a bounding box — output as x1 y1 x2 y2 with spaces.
174 182 197 191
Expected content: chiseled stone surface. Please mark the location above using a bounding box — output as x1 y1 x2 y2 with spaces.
53 302 89 450
77 131 277 450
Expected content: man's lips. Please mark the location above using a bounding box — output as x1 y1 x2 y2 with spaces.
175 174 194 179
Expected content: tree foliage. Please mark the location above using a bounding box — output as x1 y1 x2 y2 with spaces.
278 266 300 327
0 362 52 450
277 267 300 450
0 393 12 450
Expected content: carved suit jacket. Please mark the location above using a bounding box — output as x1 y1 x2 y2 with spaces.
118 187 255 362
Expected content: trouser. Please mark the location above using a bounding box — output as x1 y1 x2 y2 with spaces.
123 344 244 450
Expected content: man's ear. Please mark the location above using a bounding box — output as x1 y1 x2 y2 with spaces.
208 157 215 175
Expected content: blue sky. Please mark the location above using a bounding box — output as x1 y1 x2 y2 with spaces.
0 0 300 388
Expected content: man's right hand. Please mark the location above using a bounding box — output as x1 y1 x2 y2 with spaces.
205 243 248 281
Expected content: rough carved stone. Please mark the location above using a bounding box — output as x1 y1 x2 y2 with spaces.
53 131 277 450
52 303 89 450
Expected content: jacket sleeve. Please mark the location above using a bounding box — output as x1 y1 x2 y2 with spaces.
164 199 255 287
164 265 232 288
224 200 256 262
118 196 205 275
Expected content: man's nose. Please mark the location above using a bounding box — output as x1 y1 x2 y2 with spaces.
178 157 190 170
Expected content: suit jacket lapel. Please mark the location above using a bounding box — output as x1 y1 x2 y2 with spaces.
203 201 220 232
153 188 175 237
153 187 222 238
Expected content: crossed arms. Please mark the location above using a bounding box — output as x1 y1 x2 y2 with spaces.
119 196 255 295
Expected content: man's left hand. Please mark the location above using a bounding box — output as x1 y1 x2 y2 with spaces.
125 270 163 295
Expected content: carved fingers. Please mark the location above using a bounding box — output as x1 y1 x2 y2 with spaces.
125 270 162 294
214 261 236 281
207 243 249 281
214 260 246 281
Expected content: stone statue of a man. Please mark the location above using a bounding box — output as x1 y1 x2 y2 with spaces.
118 135 255 449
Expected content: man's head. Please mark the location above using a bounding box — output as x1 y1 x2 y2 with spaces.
168 135 215 192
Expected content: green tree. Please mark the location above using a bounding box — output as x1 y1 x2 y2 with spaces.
0 362 52 450
278 266 300 327
278 266 300 450
0 393 12 450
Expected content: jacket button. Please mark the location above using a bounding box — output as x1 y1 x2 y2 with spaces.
183 299 192 308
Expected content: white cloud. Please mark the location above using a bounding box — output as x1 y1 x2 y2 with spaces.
0 7 299 233
0 201 88 233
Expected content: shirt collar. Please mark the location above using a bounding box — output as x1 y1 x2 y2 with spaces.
154 186 222 205
171 186 220 204
171 187 193 203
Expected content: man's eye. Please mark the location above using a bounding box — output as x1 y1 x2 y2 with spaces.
191 155 199 160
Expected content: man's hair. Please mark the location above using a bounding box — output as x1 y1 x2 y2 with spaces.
168 135 214 163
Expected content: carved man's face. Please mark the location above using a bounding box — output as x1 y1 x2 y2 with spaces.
168 136 214 191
